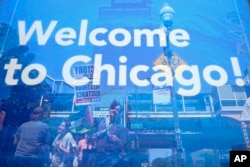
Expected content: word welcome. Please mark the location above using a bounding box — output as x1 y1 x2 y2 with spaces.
18 20 190 47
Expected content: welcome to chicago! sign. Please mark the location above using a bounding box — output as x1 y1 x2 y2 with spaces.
1 0 250 96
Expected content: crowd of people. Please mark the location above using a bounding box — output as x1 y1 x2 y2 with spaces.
0 100 129 167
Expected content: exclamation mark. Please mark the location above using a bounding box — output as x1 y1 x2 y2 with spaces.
230 57 244 86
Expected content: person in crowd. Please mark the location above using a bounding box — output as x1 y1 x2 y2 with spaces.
93 100 128 166
84 105 94 126
76 133 93 167
107 123 127 154
10 106 50 167
50 120 78 167
0 99 6 130
0 99 12 167
109 100 121 125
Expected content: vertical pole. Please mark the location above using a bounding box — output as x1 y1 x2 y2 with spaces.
123 97 127 128
165 26 184 167
209 95 215 117
71 90 75 113
135 85 138 124
135 85 139 150
39 95 44 107
165 27 180 130
71 96 75 112
182 96 186 112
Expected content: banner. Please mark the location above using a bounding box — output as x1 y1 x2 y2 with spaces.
0 0 249 96
72 64 101 105
152 86 171 104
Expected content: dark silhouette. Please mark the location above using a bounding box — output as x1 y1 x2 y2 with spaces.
10 106 50 167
